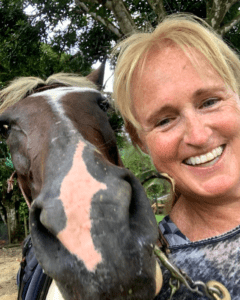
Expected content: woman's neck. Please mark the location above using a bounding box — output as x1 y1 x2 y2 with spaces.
170 195 240 242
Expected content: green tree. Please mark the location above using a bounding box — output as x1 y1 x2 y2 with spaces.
0 0 95 88
37 43 92 77
0 138 28 241
0 0 42 86
25 0 240 58
2 0 239 84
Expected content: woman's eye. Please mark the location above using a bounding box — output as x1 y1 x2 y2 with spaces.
156 118 171 127
200 98 219 108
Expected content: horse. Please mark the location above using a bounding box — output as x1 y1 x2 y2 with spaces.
0 64 162 300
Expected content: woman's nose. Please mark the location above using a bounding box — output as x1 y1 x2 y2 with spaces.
183 113 212 146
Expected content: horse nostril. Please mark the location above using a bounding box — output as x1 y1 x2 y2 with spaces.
39 208 53 233
32 198 67 237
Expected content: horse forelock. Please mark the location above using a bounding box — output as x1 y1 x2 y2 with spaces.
0 73 97 114
46 73 97 90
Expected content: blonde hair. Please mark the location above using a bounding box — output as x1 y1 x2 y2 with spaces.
112 14 240 133
0 73 97 114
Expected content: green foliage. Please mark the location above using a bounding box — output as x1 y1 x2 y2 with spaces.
0 139 14 187
107 108 125 148
120 141 170 202
38 43 92 78
38 0 240 54
1 0 239 89
0 0 94 88
0 0 42 87
120 142 153 176
19 200 29 222
162 0 207 17
5 156 13 168
78 20 116 66
28 0 112 66
155 214 165 223
223 2 240 51
0 138 25 226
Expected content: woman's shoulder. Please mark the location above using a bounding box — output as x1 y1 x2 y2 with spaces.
157 216 240 299
158 215 190 247
159 215 240 249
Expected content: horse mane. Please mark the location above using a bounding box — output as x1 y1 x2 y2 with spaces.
0 73 97 114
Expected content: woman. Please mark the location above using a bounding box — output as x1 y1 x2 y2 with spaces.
113 14 240 299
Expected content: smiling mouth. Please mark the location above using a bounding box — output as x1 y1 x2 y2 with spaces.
184 145 225 167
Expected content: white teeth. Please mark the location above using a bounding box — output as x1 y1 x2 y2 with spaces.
200 155 207 163
185 146 224 166
212 149 217 157
216 147 222 156
195 157 201 164
190 157 195 165
206 152 214 161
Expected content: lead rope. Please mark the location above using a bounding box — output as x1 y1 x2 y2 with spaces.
7 171 31 208
154 245 231 300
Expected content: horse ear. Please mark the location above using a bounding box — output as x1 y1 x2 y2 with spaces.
87 58 106 90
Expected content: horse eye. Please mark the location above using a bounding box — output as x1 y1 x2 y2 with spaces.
0 123 10 139
98 97 109 112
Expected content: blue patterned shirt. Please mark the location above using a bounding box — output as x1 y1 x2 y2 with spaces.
155 215 240 299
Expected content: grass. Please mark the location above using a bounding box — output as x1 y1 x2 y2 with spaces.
155 214 165 223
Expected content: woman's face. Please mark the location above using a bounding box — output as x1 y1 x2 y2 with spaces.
132 45 240 200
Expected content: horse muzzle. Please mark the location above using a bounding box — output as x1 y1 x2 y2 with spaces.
30 140 161 300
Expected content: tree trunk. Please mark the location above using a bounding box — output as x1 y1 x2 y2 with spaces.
7 214 11 244
24 214 28 238
0 199 7 224
6 207 17 244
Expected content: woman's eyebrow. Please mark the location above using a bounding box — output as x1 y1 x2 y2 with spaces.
146 105 174 125
192 86 226 99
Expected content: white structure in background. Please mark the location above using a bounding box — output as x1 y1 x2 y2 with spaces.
93 60 114 93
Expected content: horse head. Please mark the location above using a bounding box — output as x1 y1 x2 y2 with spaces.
0 65 162 300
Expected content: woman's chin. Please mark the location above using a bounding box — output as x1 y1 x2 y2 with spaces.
191 175 239 200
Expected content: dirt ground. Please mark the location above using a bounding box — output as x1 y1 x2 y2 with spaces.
0 245 22 300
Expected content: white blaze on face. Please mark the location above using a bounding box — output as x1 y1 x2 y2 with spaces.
31 86 102 132
57 140 107 271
